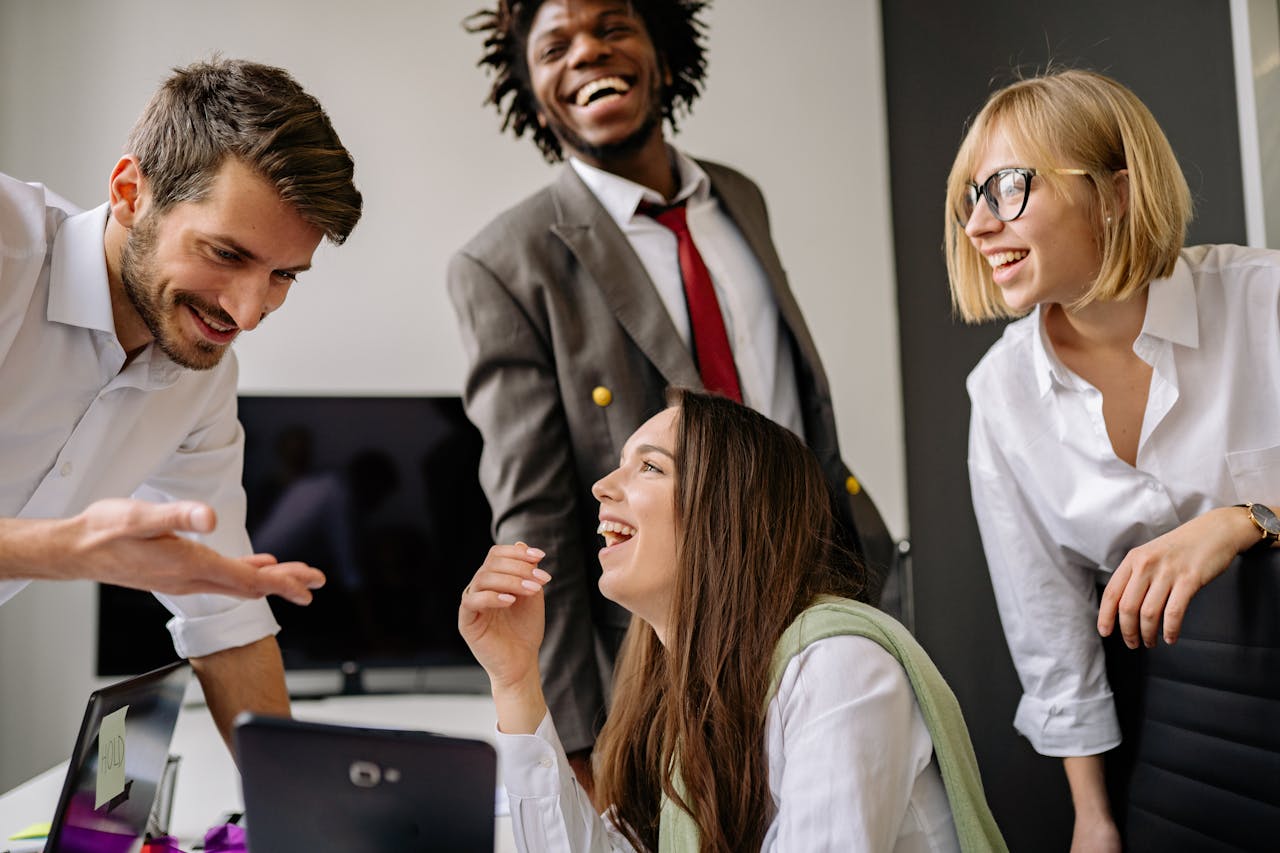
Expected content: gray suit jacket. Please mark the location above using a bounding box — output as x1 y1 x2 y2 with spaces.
448 160 893 752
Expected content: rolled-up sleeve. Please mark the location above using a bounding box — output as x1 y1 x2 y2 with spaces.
968 406 1120 757
137 358 280 658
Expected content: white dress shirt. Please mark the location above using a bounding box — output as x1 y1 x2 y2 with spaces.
967 244 1280 756
498 635 959 852
569 150 805 438
0 173 279 658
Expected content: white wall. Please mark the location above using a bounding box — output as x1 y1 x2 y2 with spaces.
0 0 904 790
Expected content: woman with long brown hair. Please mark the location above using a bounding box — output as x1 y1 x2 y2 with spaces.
459 389 1003 851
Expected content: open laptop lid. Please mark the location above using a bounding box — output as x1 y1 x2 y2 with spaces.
234 714 496 853
44 660 190 853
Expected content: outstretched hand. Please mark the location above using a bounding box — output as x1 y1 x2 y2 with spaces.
1097 507 1258 647
62 498 325 604
458 543 550 691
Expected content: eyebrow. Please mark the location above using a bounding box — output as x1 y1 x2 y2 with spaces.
635 443 674 460
207 236 312 273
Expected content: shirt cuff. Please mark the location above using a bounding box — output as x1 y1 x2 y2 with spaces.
1013 692 1122 757
496 712 571 799
164 597 280 658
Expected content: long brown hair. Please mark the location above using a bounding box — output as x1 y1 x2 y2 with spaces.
594 389 862 851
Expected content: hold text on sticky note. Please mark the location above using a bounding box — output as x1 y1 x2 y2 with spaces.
96 705 128 809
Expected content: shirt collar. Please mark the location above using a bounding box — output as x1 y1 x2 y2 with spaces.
47 203 115 334
47 202 184 388
1030 254 1198 397
1138 255 1198 349
1031 305 1070 397
569 146 711 230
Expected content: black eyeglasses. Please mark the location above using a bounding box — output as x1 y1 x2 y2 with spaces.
959 167 1089 224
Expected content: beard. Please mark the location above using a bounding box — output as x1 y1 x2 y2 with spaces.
119 214 235 371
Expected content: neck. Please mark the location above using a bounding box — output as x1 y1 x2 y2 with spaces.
103 214 152 358
575 129 677 199
1045 288 1149 354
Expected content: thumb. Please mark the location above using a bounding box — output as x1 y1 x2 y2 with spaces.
147 501 216 535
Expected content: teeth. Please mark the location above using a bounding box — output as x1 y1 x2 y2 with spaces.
986 250 1029 268
575 76 630 107
597 520 637 537
193 307 235 332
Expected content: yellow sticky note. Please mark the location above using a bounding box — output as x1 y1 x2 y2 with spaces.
96 706 128 809
8 822 51 840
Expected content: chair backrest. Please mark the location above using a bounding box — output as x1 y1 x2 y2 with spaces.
1105 548 1280 851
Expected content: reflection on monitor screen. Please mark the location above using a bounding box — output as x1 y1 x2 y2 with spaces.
97 396 493 684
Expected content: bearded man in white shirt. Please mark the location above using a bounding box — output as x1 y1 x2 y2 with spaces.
0 58 361 749
449 0 894 799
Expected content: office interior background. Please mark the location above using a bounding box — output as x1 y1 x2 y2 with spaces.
0 0 1275 849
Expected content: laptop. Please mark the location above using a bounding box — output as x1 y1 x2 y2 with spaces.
12 660 190 853
234 714 497 853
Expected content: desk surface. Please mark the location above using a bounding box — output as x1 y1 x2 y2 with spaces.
0 693 516 853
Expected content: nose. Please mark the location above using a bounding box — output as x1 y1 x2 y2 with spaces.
963 197 1003 240
591 465 622 503
220 273 285 332
567 31 610 68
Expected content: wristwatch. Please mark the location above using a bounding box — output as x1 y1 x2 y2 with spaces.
1237 502 1280 548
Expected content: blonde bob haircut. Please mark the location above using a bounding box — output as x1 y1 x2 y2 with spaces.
944 69 1192 323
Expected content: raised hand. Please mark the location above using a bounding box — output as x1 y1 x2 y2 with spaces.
35 497 324 604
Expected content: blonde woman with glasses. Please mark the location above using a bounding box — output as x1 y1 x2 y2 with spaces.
947 69 1280 851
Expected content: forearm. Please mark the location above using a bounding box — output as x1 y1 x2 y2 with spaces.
1063 754 1112 823
190 635 290 756
0 516 77 580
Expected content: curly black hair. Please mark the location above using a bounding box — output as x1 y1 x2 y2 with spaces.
465 0 710 162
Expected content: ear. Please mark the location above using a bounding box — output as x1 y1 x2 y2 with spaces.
1112 168 1130 219
108 156 146 228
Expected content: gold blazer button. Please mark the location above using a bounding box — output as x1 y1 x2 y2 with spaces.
845 475 862 495
592 386 613 407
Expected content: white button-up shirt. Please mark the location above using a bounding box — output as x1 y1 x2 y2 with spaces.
569 150 804 438
499 635 958 852
0 173 278 658
967 244 1280 756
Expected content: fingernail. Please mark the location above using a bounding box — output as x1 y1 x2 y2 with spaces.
532 569 552 582
190 505 215 531
526 547 546 559
521 579 541 591
497 593 516 603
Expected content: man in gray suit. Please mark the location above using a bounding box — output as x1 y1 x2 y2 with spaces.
450 0 893 795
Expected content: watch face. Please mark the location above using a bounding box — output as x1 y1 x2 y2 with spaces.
1250 503 1280 536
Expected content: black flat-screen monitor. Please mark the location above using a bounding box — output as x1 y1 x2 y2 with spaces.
96 396 493 685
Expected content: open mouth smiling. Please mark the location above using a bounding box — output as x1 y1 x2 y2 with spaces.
597 519 637 547
573 76 632 107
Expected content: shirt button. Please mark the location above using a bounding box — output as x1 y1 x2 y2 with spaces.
592 386 613 408
538 756 553 769
60 461 73 477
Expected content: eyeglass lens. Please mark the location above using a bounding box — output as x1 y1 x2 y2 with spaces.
962 169 1030 223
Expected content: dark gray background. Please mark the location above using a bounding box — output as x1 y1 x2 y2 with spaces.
881 1 1246 848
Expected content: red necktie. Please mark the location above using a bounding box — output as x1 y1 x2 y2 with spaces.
641 202 743 402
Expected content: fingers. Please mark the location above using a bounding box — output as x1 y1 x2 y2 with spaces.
252 563 326 606
1115 564 1152 649
1096 564 1128 637
1161 579 1199 645
461 543 550 610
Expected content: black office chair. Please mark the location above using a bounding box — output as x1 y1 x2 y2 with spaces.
1104 547 1280 852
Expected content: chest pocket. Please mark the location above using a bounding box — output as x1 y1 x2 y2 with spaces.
1226 443 1280 505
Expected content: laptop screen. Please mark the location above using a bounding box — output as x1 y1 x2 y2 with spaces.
44 661 190 853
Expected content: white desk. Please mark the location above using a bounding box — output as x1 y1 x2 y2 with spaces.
0 693 516 853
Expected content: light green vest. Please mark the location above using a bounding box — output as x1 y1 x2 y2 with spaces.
657 597 1007 852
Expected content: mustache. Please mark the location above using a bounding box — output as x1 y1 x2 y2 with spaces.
174 292 238 329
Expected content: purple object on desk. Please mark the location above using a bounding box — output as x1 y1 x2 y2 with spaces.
203 823 247 853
